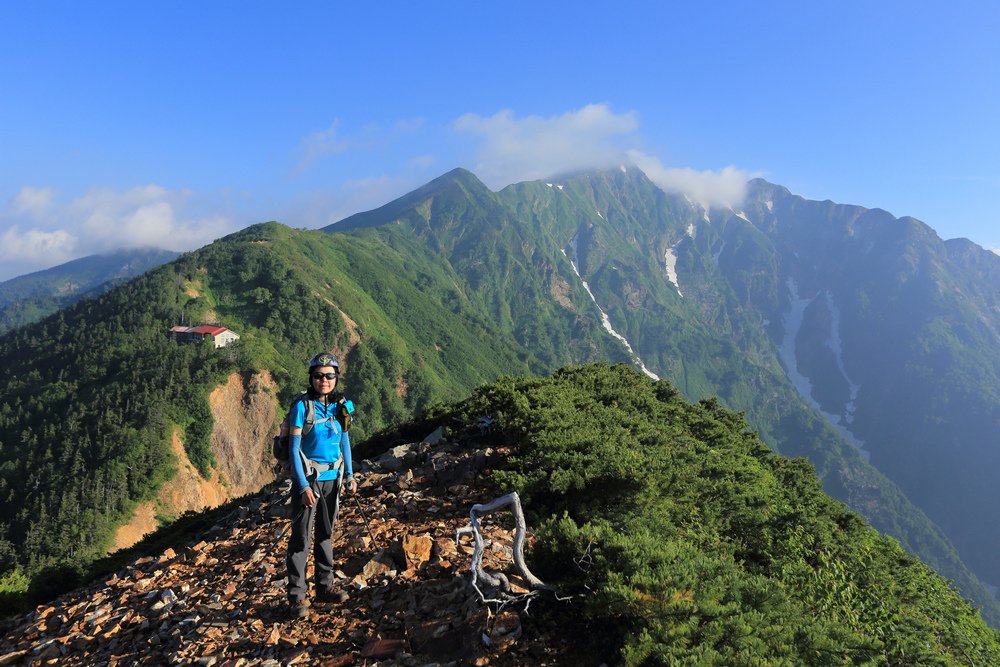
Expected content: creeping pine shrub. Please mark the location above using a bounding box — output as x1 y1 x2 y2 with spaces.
460 363 1000 666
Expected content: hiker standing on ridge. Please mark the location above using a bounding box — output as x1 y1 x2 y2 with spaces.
286 352 358 619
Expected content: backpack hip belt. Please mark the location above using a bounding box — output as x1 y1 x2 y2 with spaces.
301 449 344 480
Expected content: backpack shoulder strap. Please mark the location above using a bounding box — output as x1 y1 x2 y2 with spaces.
333 392 353 432
289 392 316 436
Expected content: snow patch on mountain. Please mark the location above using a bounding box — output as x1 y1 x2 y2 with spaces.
734 210 751 223
686 223 696 239
563 235 659 380
823 292 862 425
765 200 774 212
664 245 683 297
778 279 814 397
778 279 870 459
713 240 726 266
684 194 711 223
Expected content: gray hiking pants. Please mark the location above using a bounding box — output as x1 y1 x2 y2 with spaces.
286 478 341 601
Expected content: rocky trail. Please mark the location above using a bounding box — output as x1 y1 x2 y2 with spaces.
0 430 584 666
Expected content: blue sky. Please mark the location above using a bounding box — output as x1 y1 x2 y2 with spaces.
2 1 999 280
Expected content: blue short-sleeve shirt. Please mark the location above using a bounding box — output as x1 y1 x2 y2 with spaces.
290 398 350 483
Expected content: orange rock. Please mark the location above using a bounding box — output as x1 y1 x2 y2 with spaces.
360 550 396 579
401 534 433 569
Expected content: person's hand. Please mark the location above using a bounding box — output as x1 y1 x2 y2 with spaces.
347 477 358 495
301 487 317 508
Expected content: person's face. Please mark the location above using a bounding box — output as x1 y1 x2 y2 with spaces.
310 365 338 394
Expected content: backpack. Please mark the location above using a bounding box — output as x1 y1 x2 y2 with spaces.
273 391 354 478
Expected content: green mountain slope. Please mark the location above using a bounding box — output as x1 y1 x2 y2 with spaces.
702 179 1000 587
0 222 536 595
334 168 630 368
327 167 1000 622
0 248 178 333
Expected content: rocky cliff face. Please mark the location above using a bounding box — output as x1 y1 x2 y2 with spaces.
114 371 279 551
208 371 280 497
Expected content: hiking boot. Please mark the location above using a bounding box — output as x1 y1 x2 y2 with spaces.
315 586 349 604
288 597 309 619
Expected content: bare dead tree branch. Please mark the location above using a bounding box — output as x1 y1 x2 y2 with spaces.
456 491 565 605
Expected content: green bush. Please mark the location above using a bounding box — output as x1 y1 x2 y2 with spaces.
452 363 1000 665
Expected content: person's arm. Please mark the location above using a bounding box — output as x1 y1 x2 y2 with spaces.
289 401 317 506
341 430 357 494
289 428 308 492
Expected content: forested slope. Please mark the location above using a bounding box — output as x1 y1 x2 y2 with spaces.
0 248 177 333
0 221 534 599
3 165 1000 632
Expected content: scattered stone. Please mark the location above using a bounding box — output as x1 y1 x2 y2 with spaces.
0 436 560 666
401 534 434 570
376 444 419 472
360 550 397 579
423 426 445 445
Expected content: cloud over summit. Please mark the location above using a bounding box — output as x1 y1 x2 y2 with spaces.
627 151 752 210
451 104 752 211
454 104 639 188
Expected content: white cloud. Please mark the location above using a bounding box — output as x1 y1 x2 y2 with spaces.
296 119 351 173
284 175 418 229
627 150 752 210
454 104 639 187
9 186 57 218
0 226 76 265
0 184 238 280
392 117 425 134
409 154 435 169
72 185 232 252
452 105 752 208
295 117 426 175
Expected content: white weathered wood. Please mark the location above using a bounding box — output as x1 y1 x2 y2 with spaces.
456 491 551 602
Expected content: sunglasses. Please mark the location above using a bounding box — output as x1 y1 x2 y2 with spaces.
311 372 338 380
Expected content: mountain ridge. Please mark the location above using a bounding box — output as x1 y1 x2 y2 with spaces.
0 248 178 333
3 165 1000 633
3 364 998 665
